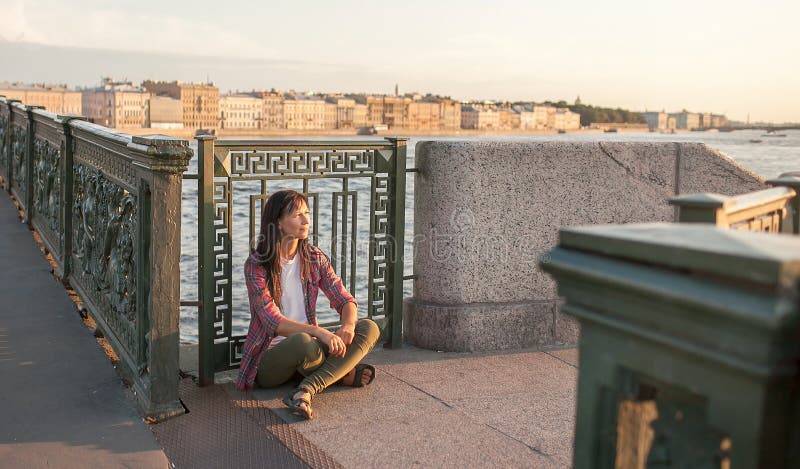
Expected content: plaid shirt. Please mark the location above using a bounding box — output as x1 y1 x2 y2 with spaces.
235 245 357 391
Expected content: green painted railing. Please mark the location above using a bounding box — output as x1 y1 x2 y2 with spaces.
188 136 407 385
541 223 800 468
0 97 193 421
670 176 800 233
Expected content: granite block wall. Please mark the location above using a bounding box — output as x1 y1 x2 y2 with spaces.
404 141 765 352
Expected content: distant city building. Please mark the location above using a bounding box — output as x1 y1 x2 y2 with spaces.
283 95 325 130
549 108 580 131
408 102 440 130
700 112 712 129
0 81 82 115
219 93 262 129
324 102 337 130
438 99 461 130
515 105 549 130
670 111 701 130
366 96 410 128
252 91 284 129
332 98 355 129
353 103 368 128
143 80 219 130
148 96 183 129
641 112 669 131
82 78 149 128
710 114 728 128
461 105 500 130
498 108 519 130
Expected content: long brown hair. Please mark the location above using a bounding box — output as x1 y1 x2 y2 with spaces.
253 190 311 307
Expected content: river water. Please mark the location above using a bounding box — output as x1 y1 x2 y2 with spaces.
178 130 800 343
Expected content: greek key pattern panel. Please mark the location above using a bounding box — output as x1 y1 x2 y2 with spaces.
212 177 232 342
11 124 28 198
71 163 143 364
73 137 138 190
369 175 390 318
331 191 358 290
229 149 377 177
0 114 8 173
32 137 64 256
229 336 246 366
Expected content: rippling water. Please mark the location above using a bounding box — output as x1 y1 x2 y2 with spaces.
179 130 800 343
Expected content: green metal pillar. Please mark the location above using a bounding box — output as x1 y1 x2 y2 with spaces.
385 137 407 348
56 115 86 282
23 106 43 224
541 223 800 468
197 135 217 386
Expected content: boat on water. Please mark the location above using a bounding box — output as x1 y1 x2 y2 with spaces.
749 139 763 143
762 130 787 137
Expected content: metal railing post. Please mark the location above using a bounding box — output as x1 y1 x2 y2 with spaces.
57 115 87 281
197 135 217 386
23 106 43 224
385 137 407 348
5 100 21 192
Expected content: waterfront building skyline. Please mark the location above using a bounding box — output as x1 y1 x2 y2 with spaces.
1 78 738 132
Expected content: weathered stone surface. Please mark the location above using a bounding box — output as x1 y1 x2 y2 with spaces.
678 143 764 195
410 141 765 352
404 298 554 352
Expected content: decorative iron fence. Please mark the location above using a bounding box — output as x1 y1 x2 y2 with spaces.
186 136 407 385
0 97 13 189
8 102 33 218
0 97 193 421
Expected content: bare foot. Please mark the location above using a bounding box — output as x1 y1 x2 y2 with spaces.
340 366 373 386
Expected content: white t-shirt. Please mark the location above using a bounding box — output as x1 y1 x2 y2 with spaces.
268 256 308 348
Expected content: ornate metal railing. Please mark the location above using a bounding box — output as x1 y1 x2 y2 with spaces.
188 136 407 385
0 97 193 421
669 176 800 234
0 97 13 189
8 102 34 218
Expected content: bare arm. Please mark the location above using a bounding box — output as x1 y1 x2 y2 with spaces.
274 317 348 357
334 302 358 345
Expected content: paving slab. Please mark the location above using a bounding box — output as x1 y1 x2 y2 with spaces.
0 192 169 468
211 344 579 468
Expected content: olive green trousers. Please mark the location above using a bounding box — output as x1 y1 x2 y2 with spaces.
256 318 380 397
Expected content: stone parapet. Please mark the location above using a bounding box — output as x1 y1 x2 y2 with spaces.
405 141 765 352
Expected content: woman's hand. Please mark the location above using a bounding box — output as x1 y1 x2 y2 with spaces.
335 323 355 345
317 328 347 357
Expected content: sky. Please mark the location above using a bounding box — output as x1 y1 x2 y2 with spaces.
1 0 799 122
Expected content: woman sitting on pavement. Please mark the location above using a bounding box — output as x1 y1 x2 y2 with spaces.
235 189 379 419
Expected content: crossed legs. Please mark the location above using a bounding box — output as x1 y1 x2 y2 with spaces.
256 318 380 395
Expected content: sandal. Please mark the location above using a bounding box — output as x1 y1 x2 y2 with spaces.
336 363 376 388
282 388 314 420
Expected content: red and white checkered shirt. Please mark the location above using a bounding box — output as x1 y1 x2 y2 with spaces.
235 245 356 391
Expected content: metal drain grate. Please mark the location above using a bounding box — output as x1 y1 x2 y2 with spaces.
151 379 341 468
223 385 343 469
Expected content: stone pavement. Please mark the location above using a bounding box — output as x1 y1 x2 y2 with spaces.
179 344 579 468
0 186 579 468
0 190 169 468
